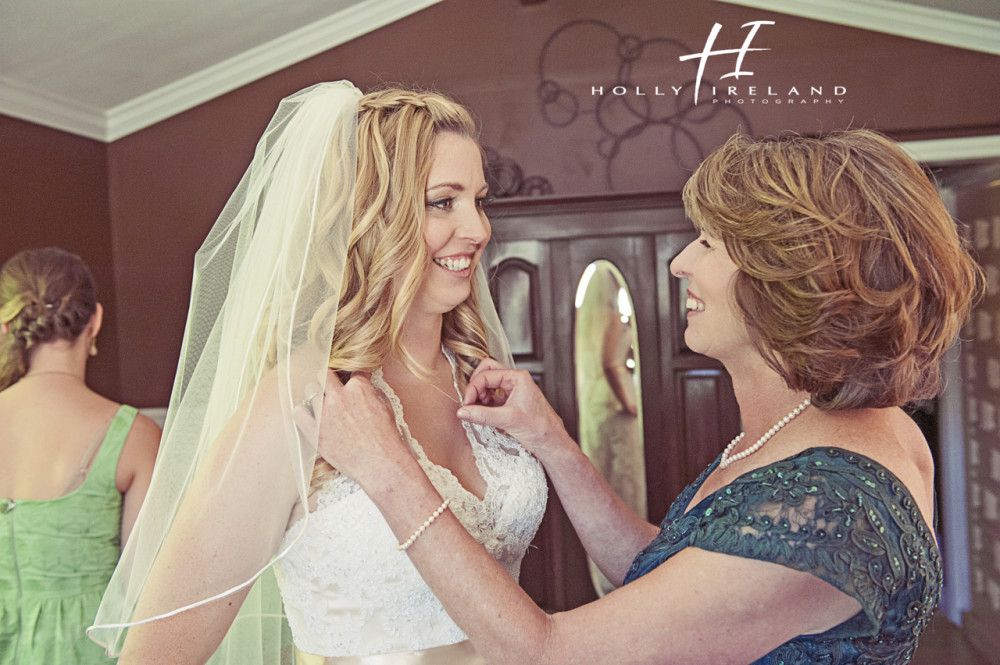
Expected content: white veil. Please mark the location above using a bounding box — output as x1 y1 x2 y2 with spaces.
89 80 513 664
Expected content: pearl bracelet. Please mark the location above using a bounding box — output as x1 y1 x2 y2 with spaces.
397 499 451 551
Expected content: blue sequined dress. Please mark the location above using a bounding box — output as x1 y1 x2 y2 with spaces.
624 447 941 665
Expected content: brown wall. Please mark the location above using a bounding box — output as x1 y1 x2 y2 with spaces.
0 115 121 397
2 0 1000 405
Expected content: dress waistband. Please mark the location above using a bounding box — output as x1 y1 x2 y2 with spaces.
295 640 485 665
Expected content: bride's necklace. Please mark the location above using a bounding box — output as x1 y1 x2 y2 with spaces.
719 397 811 468
392 352 461 405
425 374 461 405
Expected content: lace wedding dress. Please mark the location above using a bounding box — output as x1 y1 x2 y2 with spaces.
273 353 548 658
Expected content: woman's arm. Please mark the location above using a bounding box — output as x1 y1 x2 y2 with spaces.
116 386 302 664
458 362 656 585
320 371 862 665
115 413 161 547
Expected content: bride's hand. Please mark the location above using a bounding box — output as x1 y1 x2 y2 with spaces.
295 370 415 486
459 359 569 459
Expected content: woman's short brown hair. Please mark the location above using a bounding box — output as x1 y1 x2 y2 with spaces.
683 129 984 410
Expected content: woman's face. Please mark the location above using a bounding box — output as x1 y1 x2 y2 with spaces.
669 230 750 362
414 131 491 316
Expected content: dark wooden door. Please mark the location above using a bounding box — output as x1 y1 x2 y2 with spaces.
483 194 740 611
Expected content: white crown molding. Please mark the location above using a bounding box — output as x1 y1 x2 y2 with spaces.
0 0 442 142
901 135 1000 164
716 0 1000 55
0 77 108 141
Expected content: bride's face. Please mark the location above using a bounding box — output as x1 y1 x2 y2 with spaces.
413 131 491 316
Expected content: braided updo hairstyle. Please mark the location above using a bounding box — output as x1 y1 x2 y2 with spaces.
0 247 97 390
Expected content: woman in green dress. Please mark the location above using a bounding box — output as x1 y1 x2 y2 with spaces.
0 247 160 664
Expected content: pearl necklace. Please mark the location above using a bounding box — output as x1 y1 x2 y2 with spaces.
719 397 811 468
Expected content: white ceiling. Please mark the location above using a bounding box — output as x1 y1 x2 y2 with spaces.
0 0 997 148
0 0 441 141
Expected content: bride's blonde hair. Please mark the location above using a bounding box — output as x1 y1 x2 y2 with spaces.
309 88 492 491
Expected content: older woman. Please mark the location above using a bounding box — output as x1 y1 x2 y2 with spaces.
316 129 982 665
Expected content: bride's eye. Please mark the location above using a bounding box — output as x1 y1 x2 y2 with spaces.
427 197 454 211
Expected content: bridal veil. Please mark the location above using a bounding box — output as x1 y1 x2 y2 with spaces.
89 80 512 665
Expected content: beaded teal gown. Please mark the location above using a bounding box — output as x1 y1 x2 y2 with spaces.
624 447 941 665
0 405 137 665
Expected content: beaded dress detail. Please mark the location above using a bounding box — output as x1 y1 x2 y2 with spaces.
625 447 941 665
273 351 547 657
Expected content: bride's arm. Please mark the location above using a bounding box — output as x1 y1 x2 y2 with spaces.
321 370 859 665
116 382 302 665
459 361 657 586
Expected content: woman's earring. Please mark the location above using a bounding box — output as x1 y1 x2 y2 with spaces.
89 338 98 357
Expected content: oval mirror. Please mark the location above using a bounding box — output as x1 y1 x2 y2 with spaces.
573 260 646 597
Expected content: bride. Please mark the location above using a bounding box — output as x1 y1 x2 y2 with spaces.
88 81 547 665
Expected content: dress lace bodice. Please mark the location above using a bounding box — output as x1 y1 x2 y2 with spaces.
273 355 547 657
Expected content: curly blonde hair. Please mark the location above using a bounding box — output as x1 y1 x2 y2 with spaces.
309 88 492 491
683 129 984 410
0 247 98 391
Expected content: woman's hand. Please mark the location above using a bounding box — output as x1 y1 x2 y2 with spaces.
458 359 570 460
295 370 417 487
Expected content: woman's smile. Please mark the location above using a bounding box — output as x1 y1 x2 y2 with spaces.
685 289 706 315
432 253 474 275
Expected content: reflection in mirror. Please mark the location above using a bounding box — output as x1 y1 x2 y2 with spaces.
574 260 646 597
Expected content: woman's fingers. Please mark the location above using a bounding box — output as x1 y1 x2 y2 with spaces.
462 358 510 405
462 367 519 406
348 370 372 384
323 367 345 391
469 357 510 380
457 368 566 452
311 369 409 483
455 403 510 430
466 366 569 457
292 403 319 443
293 379 327 442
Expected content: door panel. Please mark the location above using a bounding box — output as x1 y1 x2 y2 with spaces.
483 194 741 611
654 233 741 515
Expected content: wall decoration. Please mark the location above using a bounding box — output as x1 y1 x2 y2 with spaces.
536 19 753 190
484 146 554 197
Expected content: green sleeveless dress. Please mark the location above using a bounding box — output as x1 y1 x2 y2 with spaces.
1 405 138 664
624 447 941 664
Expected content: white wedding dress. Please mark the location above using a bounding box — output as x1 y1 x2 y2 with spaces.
273 353 548 658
